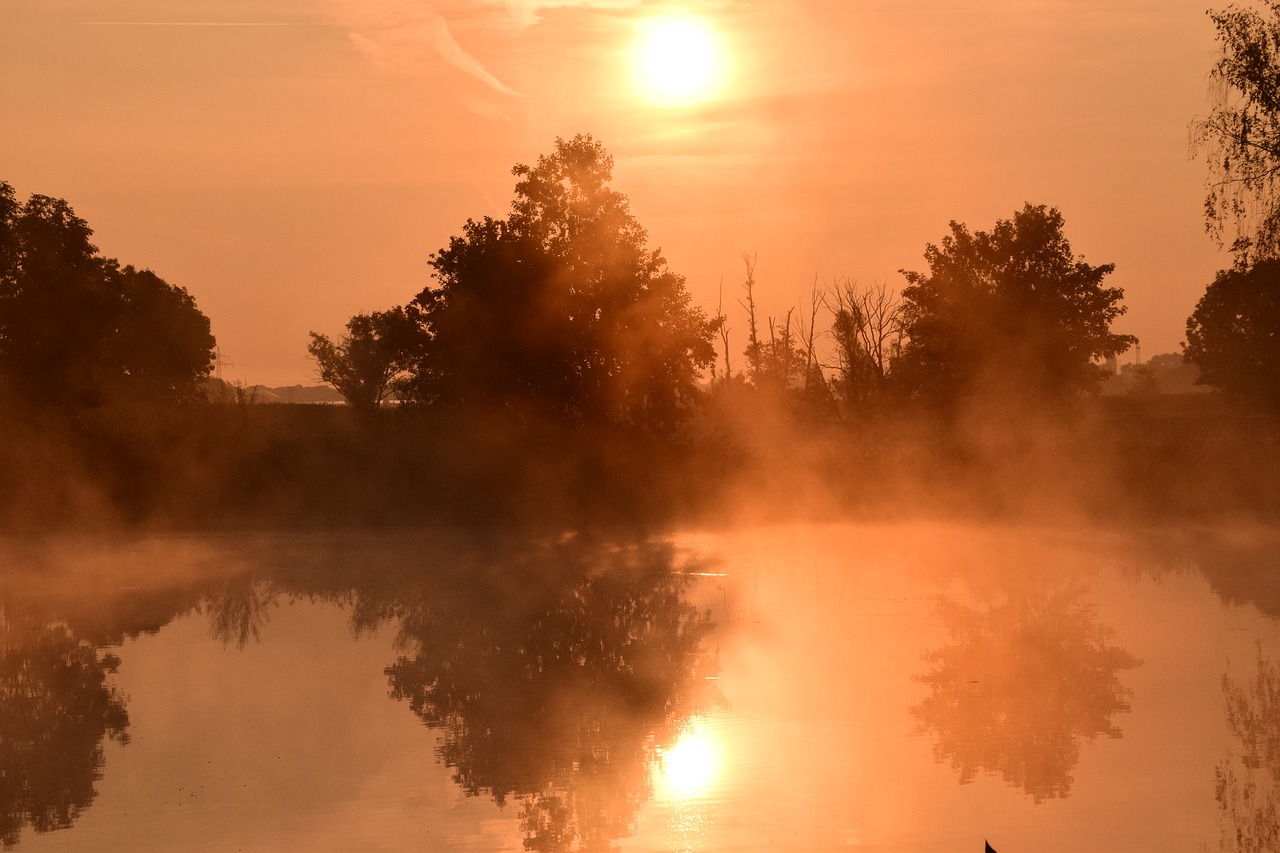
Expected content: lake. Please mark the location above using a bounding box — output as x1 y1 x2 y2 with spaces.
2 523 1278 852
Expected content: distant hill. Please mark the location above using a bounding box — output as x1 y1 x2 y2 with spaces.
250 384 346 404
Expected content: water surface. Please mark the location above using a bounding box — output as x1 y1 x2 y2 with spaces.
3 524 1278 851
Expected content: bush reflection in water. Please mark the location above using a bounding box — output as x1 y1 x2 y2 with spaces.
1218 647 1280 853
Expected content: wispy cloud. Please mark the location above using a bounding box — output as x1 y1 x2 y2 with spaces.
475 0 642 29
427 14 521 94
335 0 730 94
332 0 520 95
79 21 325 27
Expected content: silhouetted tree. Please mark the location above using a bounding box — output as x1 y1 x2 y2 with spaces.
402 136 717 427
897 204 1135 407
792 280 835 415
0 182 215 408
736 256 806 398
826 278 902 414
712 280 733 384
107 264 217 402
911 586 1140 802
308 307 415 411
1184 260 1280 411
1192 1 1280 260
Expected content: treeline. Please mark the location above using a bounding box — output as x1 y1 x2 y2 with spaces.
308 137 1142 425
2 128 1278 532
309 137 1275 429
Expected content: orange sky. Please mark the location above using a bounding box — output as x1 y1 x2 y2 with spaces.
2 0 1228 385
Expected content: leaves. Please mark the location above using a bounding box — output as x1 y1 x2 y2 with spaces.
897 204 1135 405
307 308 416 411
1184 259 1280 411
1193 2 1280 260
404 135 717 427
0 181 216 408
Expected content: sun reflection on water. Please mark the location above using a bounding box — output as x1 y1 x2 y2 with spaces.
657 723 719 800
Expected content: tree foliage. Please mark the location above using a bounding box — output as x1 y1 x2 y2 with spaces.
0 182 216 408
308 308 415 411
1193 1 1280 259
897 204 1135 406
403 135 717 427
109 264 218 402
1185 259 1280 410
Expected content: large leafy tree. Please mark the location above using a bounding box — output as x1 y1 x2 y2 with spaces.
1185 259 1280 411
897 204 1135 406
0 182 216 408
1193 1 1280 259
108 264 218 403
403 135 717 427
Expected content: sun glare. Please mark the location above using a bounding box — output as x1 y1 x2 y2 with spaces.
634 16 726 106
658 727 719 799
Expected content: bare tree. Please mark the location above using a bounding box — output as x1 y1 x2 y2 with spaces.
735 257 824 407
739 254 763 382
793 277 826 395
825 278 903 412
715 278 732 384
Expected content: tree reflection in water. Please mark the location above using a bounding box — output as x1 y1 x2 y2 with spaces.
0 533 719 852
0 575 204 848
1217 646 1280 853
356 536 721 851
204 579 279 649
0 606 130 849
911 585 1140 802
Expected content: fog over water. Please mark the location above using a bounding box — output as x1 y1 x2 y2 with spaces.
3 523 1279 852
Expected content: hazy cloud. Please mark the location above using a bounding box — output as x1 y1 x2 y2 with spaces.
475 0 641 29
335 0 704 88
333 0 520 94
425 14 520 94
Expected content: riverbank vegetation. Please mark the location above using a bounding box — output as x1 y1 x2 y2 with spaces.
0 388 1275 534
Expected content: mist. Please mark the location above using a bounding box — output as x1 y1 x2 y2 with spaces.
2 30 1280 848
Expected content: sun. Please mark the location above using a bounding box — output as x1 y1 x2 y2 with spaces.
633 16 727 106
